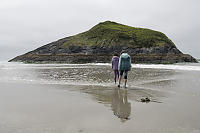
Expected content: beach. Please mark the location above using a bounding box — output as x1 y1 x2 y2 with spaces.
0 62 200 133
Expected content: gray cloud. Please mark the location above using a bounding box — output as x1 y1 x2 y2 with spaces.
0 0 200 60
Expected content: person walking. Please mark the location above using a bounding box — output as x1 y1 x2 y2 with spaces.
118 50 131 88
111 53 119 84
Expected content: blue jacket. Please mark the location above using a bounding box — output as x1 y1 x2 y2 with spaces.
118 53 131 71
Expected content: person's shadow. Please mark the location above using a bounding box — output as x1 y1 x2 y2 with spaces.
111 89 131 122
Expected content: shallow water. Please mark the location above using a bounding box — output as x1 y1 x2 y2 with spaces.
0 62 200 133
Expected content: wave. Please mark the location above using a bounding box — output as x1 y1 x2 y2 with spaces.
1 61 200 71
134 64 200 71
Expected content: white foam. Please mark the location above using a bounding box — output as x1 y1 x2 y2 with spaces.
1 61 200 71
133 64 200 71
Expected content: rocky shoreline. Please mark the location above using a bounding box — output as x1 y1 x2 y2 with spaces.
9 53 197 64
9 40 197 64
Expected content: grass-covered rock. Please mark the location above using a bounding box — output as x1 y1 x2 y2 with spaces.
9 21 197 64
62 21 176 48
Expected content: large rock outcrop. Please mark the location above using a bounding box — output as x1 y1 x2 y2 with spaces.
9 21 197 64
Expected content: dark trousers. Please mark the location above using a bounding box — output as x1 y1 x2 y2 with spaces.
114 70 119 83
120 70 128 79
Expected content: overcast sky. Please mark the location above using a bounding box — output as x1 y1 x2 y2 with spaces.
0 0 200 60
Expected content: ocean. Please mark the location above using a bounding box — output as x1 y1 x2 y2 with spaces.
0 61 200 133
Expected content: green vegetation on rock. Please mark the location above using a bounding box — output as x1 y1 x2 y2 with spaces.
62 21 176 48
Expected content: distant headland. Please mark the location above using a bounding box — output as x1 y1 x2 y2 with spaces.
9 21 197 64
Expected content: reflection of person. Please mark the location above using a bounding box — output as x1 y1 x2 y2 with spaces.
118 50 131 88
111 53 119 84
111 89 131 122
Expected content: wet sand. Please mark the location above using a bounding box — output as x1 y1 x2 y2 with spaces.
0 62 200 133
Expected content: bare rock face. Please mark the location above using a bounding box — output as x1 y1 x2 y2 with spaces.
9 21 197 64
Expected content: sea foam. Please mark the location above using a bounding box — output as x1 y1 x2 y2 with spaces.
133 64 200 71
1 61 200 71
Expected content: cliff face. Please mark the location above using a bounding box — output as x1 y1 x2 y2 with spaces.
9 21 197 64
